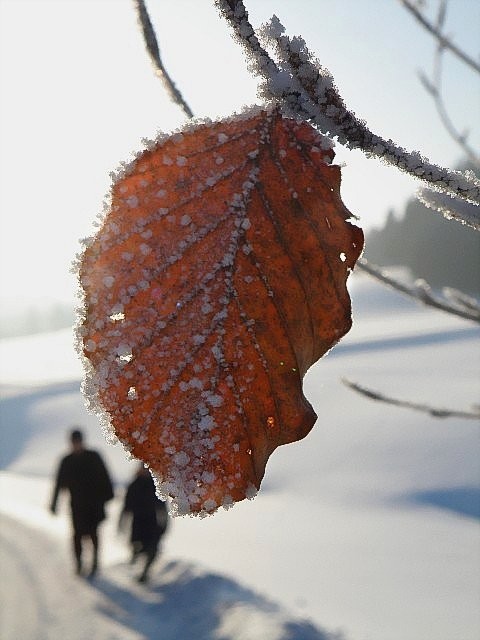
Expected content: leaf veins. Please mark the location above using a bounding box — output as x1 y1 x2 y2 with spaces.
78 107 363 516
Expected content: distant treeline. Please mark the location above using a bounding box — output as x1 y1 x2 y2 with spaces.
0 303 75 339
364 163 480 294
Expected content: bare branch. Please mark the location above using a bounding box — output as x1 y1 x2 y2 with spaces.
215 0 480 209
133 0 194 118
435 0 448 31
342 378 480 420
419 67 479 168
400 0 480 75
357 258 480 323
417 2 479 167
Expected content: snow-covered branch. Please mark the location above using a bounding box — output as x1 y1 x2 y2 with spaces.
357 258 480 324
400 0 480 75
417 187 480 230
214 0 480 212
133 0 194 118
342 378 480 420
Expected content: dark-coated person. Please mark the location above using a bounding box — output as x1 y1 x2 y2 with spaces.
50 428 114 577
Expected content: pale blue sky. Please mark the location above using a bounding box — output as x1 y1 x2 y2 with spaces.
0 0 478 310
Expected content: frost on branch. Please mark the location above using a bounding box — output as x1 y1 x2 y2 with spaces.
357 258 480 323
215 0 480 210
76 108 363 516
417 186 480 231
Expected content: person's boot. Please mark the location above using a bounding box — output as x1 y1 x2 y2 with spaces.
74 535 83 576
89 544 98 578
137 569 149 583
74 549 83 575
137 550 155 583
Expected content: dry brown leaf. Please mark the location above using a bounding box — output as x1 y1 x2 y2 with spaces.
78 108 363 515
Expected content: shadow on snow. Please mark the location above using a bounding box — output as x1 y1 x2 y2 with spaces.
332 326 478 358
91 559 341 640
0 381 80 469
407 486 480 521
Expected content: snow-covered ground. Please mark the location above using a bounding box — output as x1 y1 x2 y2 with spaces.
1 272 479 640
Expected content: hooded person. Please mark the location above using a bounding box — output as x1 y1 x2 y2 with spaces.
119 463 169 583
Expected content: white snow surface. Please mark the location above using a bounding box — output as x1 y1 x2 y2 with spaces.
1 272 479 640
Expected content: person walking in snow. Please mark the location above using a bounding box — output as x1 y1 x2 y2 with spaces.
119 463 169 583
50 427 114 577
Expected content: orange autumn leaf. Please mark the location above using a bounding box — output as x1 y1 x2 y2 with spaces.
78 107 363 516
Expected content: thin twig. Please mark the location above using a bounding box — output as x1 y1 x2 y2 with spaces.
400 0 480 75
342 378 480 420
417 1 479 166
419 67 479 167
133 0 194 118
357 258 480 323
